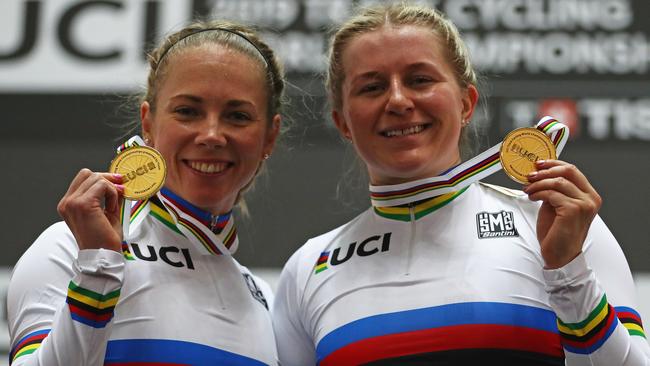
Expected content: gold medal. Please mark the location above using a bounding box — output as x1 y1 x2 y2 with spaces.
109 146 166 200
500 127 556 184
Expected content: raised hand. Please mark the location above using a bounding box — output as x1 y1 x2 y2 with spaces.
524 160 602 269
57 169 125 252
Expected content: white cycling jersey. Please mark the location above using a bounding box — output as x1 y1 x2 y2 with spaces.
8 190 277 366
273 182 649 366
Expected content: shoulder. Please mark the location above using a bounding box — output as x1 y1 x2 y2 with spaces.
278 209 372 288
478 182 526 198
13 221 78 270
287 209 372 269
477 182 540 213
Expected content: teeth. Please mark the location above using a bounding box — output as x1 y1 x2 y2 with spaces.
189 161 227 173
384 125 425 137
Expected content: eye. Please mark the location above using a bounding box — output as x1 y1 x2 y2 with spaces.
358 82 384 95
173 106 200 119
227 111 253 124
410 75 434 85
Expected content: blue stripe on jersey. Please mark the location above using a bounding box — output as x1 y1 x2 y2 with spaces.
104 339 268 365
316 301 558 361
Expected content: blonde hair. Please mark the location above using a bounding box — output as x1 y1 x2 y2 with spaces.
140 20 287 215
144 20 285 121
326 2 480 160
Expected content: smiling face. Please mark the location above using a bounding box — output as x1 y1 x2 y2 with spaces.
141 45 279 214
333 25 478 185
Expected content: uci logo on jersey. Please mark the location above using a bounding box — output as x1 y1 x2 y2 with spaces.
314 232 392 274
122 242 195 270
476 211 519 239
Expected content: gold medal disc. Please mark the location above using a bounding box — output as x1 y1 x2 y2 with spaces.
499 127 556 184
109 146 166 200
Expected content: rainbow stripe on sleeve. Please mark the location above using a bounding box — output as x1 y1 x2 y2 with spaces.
66 281 121 328
557 294 617 354
9 329 50 365
615 306 646 339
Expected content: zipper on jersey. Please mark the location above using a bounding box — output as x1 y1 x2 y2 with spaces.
210 214 219 232
404 203 417 276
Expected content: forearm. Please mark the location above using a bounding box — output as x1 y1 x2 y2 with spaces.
9 249 124 366
545 254 649 365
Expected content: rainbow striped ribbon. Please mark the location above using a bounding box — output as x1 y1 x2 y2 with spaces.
117 135 147 239
370 116 569 207
158 188 239 256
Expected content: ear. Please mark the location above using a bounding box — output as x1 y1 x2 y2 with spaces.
140 101 153 142
332 109 352 141
461 84 479 122
263 114 282 155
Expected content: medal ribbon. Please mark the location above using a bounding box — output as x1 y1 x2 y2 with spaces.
369 116 570 207
118 136 148 240
158 187 238 255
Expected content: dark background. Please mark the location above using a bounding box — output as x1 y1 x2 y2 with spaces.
1 0 648 273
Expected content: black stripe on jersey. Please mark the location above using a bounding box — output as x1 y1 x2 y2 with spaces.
618 316 643 327
559 305 613 343
361 349 564 366
66 296 115 315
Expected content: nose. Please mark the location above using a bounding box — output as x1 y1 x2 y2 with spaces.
385 79 414 115
195 116 227 148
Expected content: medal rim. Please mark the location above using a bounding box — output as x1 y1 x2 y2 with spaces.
499 127 557 184
109 145 167 200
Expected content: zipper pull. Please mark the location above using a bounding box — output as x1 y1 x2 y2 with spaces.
210 215 219 231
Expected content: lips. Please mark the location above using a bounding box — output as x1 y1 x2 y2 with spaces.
187 160 231 174
381 123 430 137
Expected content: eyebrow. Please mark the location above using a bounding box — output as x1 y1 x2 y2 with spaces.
350 71 381 85
349 61 440 83
170 94 255 108
170 94 202 103
225 99 255 108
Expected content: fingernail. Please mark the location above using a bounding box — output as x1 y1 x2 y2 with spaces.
113 173 123 179
528 171 538 178
536 160 545 166
115 184 125 192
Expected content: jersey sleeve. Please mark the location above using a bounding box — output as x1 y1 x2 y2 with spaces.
272 249 318 366
7 222 125 366
543 215 650 365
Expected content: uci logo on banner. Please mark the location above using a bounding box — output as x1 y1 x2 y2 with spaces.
314 233 392 274
476 211 519 239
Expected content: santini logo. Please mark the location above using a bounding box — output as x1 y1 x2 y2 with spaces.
314 233 391 274
476 211 519 239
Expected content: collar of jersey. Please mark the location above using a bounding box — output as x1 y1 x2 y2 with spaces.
128 187 238 255
372 186 468 222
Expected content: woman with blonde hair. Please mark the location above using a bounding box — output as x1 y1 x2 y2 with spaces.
8 20 285 365
273 3 649 365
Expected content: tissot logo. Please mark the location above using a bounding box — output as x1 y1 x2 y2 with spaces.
314 233 392 274
476 211 519 239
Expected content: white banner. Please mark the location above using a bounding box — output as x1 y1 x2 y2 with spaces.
0 0 190 92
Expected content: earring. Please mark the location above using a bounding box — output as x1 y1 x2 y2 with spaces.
263 153 270 160
144 137 151 145
461 119 469 127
